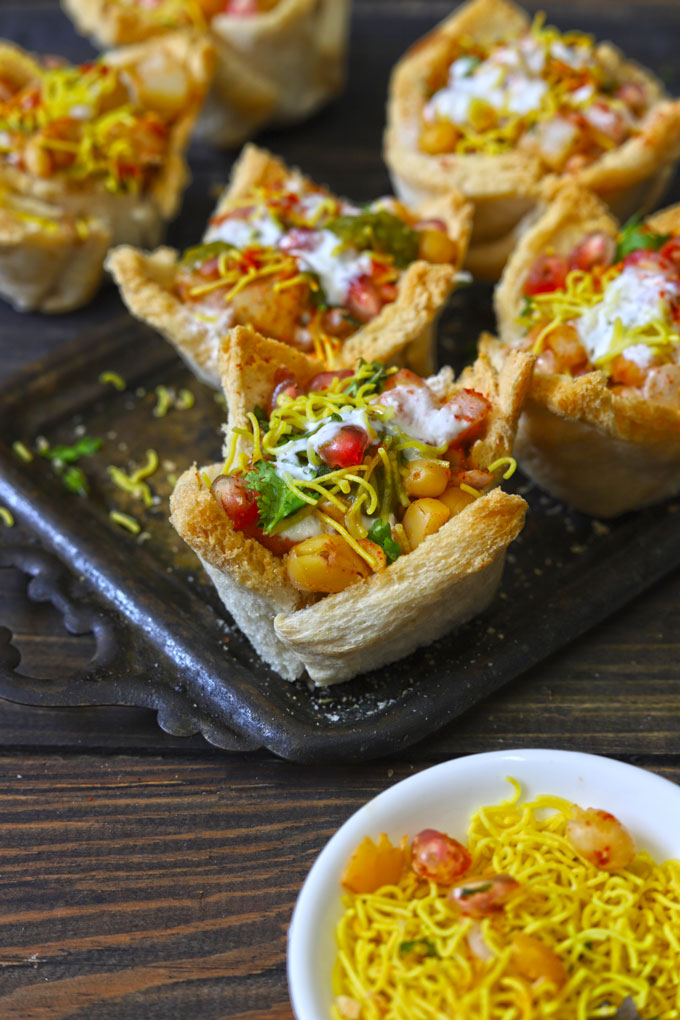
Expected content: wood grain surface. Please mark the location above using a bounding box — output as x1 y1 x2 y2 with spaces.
1 1 680 1017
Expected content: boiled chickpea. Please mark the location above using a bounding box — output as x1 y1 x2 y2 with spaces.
402 459 450 498
402 498 451 549
439 485 477 516
419 119 459 155
286 534 370 593
418 229 458 264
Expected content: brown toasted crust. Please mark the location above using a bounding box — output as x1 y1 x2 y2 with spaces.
459 339 534 470
63 0 349 148
491 185 680 515
61 0 167 46
220 324 321 434
105 245 226 385
274 487 526 684
384 0 680 280
0 195 110 313
513 394 680 517
337 260 457 378
0 34 213 240
494 182 618 345
109 145 472 387
170 326 531 684
646 202 680 238
170 462 308 612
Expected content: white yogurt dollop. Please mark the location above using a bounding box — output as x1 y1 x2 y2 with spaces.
576 265 680 364
424 37 550 126
206 212 284 249
379 385 472 448
288 230 372 306
272 408 372 480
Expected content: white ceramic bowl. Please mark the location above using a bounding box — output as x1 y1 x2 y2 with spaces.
287 748 680 1020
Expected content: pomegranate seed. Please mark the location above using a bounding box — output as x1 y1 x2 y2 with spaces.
411 829 471 884
445 388 490 444
659 238 680 271
269 370 302 413
524 254 568 296
318 426 369 469
346 276 383 322
569 231 616 272
211 475 259 530
308 370 354 392
322 308 355 338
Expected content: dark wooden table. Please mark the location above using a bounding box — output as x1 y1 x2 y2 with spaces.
1 1 680 1017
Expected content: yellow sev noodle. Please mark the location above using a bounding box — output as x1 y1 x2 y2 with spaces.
332 781 680 1020
521 265 680 371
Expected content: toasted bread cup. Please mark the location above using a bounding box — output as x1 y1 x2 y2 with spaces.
384 0 680 280
61 0 350 148
0 188 110 313
108 144 473 387
492 183 680 517
0 35 214 254
169 326 531 685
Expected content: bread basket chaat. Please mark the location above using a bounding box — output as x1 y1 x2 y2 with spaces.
108 144 473 387
169 326 531 685
0 34 214 311
491 183 680 517
61 0 350 147
385 0 680 280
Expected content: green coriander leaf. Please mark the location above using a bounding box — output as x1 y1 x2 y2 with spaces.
398 939 438 958
344 361 390 398
245 460 317 534
61 466 90 495
252 405 269 428
615 214 670 261
327 210 419 268
520 295 534 318
458 882 493 898
42 436 102 463
303 271 328 309
179 240 235 268
368 519 401 564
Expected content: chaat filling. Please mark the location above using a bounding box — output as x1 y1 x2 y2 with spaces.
516 217 680 408
105 0 279 30
209 360 514 594
332 783 678 1020
420 14 651 168
0 52 196 192
175 179 459 364
0 182 95 239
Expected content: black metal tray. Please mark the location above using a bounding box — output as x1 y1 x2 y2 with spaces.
2 301 680 762
2 1 680 761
